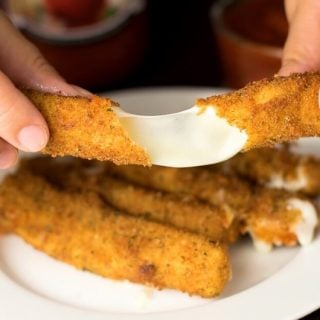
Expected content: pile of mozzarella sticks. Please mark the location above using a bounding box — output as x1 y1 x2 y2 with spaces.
0 145 318 298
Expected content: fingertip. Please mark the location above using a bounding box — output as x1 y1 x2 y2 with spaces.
277 67 293 77
0 73 50 152
18 125 49 152
29 81 92 98
278 63 312 77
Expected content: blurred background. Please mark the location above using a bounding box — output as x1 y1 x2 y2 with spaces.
0 0 287 91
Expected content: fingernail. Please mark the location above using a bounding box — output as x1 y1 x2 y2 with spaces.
18 125 48 152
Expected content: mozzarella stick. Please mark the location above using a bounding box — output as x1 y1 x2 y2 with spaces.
20 157 240 244
0 171 230 298
22 89 150 166
98 177 240 244
109 165 253 213
111 165 319 250
106 175 316 251
223 147 320 196
197 72 320 150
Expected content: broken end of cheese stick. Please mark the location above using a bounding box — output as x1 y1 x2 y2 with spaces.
244 188 319 252
22 89 151 166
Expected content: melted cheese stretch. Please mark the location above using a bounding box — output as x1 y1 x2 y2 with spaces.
118 105 248 167
249 198 318 252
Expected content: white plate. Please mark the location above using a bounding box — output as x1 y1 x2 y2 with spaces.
0 87 320 320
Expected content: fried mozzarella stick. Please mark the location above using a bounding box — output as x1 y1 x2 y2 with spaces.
21 158 240 243
197 72 320 150
111 165 319 251
224 147 320 196
109 165 253 213
98 177 240 244
0 172 230 298
22 89 150 166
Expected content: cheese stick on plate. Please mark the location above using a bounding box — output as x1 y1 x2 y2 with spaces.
0 170 230 298
111 164 319 251
21 157 240 244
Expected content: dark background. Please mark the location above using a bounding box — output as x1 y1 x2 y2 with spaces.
107 0 222 90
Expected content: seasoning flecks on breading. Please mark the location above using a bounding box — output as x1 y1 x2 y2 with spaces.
0 171 230 298
23 89 151 166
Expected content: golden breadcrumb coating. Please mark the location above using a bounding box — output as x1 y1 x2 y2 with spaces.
99 177 240 244
0 171 230 298
197 73 320 150
22 89 151 166
21 157 240 244
111 164 318 247
109 164 253 213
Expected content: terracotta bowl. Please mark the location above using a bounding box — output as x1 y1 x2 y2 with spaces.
7 0 147 89
211 0 286 88
26 13 147 89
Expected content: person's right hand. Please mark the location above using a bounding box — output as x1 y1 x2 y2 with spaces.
279 0 320 76
0 11 88 169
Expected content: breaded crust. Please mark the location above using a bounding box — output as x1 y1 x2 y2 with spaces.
99 176 240 244
21 157 240 244
109 165 253 213
0 171 230 298
22 89 151 166
111 164 318 248
197 73 320 150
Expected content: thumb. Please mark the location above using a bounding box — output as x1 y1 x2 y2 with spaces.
0 11 87 96
279 0 320 76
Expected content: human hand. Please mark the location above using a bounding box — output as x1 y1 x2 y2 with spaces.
279 0 320 76
0 11 88 169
